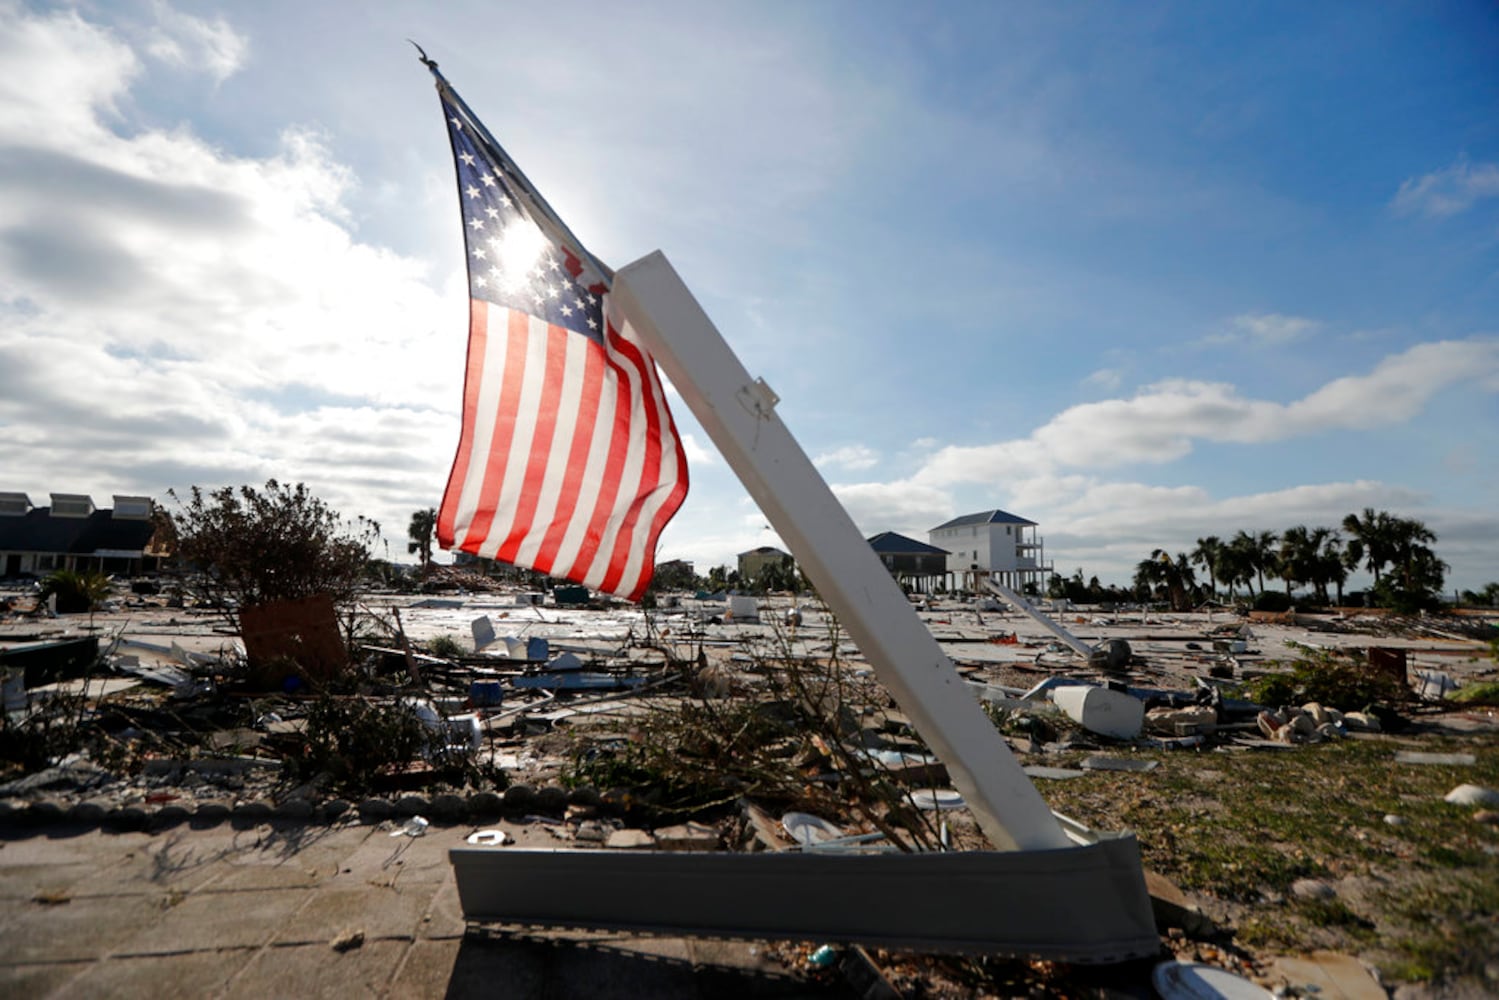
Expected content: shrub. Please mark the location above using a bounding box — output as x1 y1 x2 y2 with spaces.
1241 649 1408 711
37 569 111 614
1254 591 1294 613
167 480 378 627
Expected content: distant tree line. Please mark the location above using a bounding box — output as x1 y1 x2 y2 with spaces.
1072 508 1453 613
399 503 1491 611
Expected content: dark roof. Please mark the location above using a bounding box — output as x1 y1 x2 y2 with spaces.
931 509 1036 531
867 531 948 556
737 546 789 558
0 508 157 556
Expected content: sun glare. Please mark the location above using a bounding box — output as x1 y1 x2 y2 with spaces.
488 219 548 294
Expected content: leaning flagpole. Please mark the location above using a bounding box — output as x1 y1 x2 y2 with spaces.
424 49 1157 957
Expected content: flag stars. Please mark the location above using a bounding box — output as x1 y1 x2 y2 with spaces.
459 152 475 166
481 173 496 187
485 206 499 219
465 185 481 199
469 218 485 230
472 248 487 260
499 195 513 208
450 116 463 130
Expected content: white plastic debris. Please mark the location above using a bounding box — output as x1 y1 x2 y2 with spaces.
1052 685 1144 740
466 829 509 846
391 815 429 837
470 615 497 651
1444 784 1499 807
781 811 843 846
908 789 966 811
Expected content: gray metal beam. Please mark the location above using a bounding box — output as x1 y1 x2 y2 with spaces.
450 839 1161 963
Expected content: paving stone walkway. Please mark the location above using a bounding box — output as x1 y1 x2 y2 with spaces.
0 819 842 998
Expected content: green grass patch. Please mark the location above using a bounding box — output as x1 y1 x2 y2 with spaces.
1034 732 1499 986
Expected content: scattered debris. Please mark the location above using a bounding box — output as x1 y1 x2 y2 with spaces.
1152 960 1273 999
1052 684 1144 739
1444 783 1499 807
1271 951 1387 1000
1395 750 1476 766
330 928 365 952
4 576 1497 994
1080 756 1159 773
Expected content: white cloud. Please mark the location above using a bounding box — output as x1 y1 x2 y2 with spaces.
144 2 247 83
829 481 953 538
0 3 138 144
814 444 879 471
1197 312 1320 348
1082 368 1122 390
678 433 717 468
917 339 1499 478
1392 158 1499 218
1241 313 1317 343
0 4 459 560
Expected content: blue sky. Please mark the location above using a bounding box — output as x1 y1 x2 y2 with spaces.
1 0 1496 592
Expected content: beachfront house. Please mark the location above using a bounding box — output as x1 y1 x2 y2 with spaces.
929 509 1053 594
867 531 949 594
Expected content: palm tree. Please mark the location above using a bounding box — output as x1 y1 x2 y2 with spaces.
1386 515 1439 593
1342 508 1394 585
1277 526 1312 598
1133 555 1166 603
1191 536 1224 600
1217 535 1253 600
1231 530 1278 597
1135 549 1195 611
407 507 437 571
1313 531 1349 606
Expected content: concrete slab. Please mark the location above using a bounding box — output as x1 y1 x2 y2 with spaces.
323 827 410 888
0 819 858 997
0 862 96 900
403 936 545 1000
3 893 164 963
274 882 442 944
65 947 258 998
118 887 310 954
108 827 258 893
0 961 91 997
1273 951 1387 999
384 830 463 885
221 939 409 999
420 878 469 939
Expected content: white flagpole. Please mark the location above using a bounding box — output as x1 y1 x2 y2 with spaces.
612 252 1072 852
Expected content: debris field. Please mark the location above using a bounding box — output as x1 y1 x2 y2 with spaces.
3 578 1497 997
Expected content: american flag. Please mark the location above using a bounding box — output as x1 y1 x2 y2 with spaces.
432 82 688 602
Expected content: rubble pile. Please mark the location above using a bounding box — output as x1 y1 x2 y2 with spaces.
3 579 1497 994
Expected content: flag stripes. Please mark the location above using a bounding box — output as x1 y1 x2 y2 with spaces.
437 300 686 601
